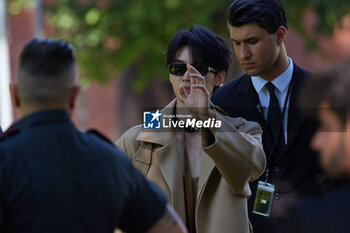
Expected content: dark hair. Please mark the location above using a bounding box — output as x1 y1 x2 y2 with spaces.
227 0 288 34
301 63 350 126
19 38 75 79
18 38 77 106
166 25 231 73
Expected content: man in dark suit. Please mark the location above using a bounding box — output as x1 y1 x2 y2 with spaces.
212 0 328 232
0 38 187 233
284 64 350 233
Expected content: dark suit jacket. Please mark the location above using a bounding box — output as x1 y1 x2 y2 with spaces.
284 182 350 233
212 63 328 233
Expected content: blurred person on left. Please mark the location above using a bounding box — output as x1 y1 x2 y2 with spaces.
0 38 187 233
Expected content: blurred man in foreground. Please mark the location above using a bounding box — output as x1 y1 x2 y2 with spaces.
284 63 350 233
0 38 187 233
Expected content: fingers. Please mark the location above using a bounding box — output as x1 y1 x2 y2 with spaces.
187 64 200 75
190 74 205 86
186 64 209 96
187 64 205 87
180 86 189 98
189 81 209 96
191 84 209 96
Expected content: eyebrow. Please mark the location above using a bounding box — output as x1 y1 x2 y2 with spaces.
173 59 186 63
231 37 258 43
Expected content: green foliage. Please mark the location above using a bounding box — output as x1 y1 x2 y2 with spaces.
8 0 350 91
283 0 350 50
7 0 36 15
43 0 228 92
284 0 348 34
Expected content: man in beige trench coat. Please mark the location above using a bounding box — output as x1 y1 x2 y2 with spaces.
116 26 266 233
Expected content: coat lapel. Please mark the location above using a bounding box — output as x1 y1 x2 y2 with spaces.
155 140 186 219
235 75 261 121
235 75 274 157
283 64 309 154
197 151 216 203
136 99 186 220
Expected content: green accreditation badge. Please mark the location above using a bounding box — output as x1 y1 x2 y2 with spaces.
253 181 275 217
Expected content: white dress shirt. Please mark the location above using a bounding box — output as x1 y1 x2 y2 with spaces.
251 57 294 144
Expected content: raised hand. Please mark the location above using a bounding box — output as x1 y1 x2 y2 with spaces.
181 64 210 118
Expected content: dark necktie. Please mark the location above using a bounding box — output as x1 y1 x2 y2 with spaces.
265 82 283 144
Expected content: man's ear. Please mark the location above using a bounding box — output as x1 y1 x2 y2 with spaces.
9 82 20 107
68 85 80 110
276 26 287 45
214 70 226 87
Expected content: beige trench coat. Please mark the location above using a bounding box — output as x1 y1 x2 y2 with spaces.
116 100 266 233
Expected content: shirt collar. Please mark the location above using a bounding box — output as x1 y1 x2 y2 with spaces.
9 109 71 131
251 57 294 94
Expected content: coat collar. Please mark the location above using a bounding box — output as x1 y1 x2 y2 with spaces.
8 109 72 131
136 99 177 145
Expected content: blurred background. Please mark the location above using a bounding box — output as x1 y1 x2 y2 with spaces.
1 0 350 141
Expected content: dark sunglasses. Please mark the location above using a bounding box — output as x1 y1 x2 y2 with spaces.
168 63 217 76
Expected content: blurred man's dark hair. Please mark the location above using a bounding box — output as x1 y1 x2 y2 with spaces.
17 38 77 107
300 62 350 126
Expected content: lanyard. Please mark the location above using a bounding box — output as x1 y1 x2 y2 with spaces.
253 77 294 182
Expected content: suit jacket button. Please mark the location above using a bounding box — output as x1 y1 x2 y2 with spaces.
274 192 280 200
274 166 280 173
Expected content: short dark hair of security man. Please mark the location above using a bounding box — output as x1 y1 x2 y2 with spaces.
0 38 187 233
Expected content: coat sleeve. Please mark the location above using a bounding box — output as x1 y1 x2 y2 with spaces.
201 108 266 197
